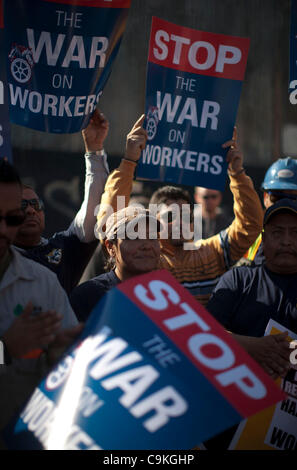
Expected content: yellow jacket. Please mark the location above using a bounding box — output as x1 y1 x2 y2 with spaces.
97 159 263 305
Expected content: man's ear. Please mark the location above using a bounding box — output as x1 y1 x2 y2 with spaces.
263 191 270 209
105 239 115 257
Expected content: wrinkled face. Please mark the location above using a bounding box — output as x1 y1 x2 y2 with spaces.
263 212 297 274
106 230 160 277
263 190 297 209
0 182 24 259
194 187 222 213
158 198 192 246
16 187 45 243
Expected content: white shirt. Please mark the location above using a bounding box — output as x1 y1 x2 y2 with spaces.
0 247 77 337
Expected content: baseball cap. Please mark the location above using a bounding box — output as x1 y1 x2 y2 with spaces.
263 198 297 226
104 206 162 240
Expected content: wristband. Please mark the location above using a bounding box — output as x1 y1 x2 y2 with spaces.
228 168 245 176
122 157 138 165
85 149 105 157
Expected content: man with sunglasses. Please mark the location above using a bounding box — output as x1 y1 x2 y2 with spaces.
0 159 80 439
245 157 297 264
13 109 109 295
194 187 233 239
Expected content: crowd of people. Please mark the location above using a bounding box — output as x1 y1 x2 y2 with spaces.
0 108 296 450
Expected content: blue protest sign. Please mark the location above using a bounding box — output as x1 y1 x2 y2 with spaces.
290 0 297 104
0 0 12 161
4 0 131 133
5 271 284 450
137 17 250 190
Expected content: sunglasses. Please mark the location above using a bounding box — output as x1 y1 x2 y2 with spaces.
160 209 193 223
202 195 219 200
21 198 44 212
267 191 297 204
0 212 26 226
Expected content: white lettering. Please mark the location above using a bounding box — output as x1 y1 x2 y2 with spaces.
134 280 180 310
101 365 159 407
153 30 169 60
130 386 188 432
216 45 242 72
216 364 267 399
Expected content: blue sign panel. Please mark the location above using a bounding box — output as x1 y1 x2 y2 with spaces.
4 271 284 450
137 17 250 190
4 0 131 133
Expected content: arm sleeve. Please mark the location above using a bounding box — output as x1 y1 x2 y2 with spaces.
198 171 264 271
96 159 136 238
226 172 263 263
66 151 110 243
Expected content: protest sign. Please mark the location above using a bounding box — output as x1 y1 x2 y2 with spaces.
4 0 131 133
137 17 249 190
289 0 297 104
5 271 284 450
0 0 12 161
229 320 297 450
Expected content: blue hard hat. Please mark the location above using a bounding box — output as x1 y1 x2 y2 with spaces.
262 157 297 190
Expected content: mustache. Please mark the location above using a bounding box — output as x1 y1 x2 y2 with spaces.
23 216 39 222
275 249 297 256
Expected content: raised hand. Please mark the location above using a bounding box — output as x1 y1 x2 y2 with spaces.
125 114 147 162
82 109 109 152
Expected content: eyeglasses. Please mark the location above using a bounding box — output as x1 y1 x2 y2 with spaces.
202 195 219 200
267 191 297 204
21 198 44 212
0 212 26 226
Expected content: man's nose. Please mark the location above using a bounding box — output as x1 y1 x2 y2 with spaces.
281 230 293 245
25 203 36 215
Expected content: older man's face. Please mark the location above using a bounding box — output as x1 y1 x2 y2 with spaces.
0 182 23 259
15 187 45 245
263 212 297 274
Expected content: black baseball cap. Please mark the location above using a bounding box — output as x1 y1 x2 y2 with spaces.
263 198 297 226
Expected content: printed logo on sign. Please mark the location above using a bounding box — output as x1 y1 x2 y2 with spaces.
146 106 159 141
9 44 35 84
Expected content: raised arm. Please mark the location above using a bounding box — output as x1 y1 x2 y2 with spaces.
208 129 263 266
96 115 147 238
67 109 110 243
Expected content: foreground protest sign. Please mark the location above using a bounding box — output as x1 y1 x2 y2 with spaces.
0 0 12 161
229 320 297 450
290 0 297 104
136 17 250 190
5 271 284 450
4 0 131 133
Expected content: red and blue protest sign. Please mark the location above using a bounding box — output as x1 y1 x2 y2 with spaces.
5 271 284 450
0 0 12 161
290 0 297 104
137 17 250 190
3 0 131 133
